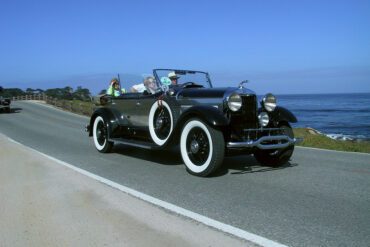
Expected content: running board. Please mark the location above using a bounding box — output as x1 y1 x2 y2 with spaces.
108 138 161 150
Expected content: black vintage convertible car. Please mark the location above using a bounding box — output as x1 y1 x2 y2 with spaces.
0 87 11 113
86 69 299 176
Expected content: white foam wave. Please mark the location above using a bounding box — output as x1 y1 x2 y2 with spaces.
326 133 368 141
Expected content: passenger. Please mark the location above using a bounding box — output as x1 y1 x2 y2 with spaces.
131 76 157 94
144 76 158 94
168 71 180 85
107 78 126 97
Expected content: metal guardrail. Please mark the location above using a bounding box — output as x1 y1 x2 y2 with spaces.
12 94 94 116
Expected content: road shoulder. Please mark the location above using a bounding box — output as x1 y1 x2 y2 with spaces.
0 133 253 247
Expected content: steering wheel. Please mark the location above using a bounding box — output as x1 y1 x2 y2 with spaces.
181 82 203 88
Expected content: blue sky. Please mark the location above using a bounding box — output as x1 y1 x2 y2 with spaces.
0 0 369 94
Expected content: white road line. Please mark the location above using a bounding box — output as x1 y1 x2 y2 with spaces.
6 136 287 247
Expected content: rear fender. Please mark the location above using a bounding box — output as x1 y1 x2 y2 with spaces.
89 108 119 137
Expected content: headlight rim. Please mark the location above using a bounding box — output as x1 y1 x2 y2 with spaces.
227 93 242 112
258 112 270 127
262 93 277 112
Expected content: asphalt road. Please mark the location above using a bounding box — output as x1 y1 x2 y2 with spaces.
1 101 369 247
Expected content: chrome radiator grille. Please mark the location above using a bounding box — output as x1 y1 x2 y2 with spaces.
229 94 258 131
241 95 257 128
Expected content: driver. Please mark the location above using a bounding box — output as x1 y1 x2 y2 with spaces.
168 71 180 85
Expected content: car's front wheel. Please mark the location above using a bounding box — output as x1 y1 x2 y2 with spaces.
254 124 294 167
180 119 225 177
93 116 113 153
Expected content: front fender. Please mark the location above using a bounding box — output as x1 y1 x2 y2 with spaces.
168 105 228 145
269 106 297 123
177 105 229 128
88 108 119 136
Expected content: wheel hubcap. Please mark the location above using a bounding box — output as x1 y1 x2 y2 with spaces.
154 108 171 139
155 117 164 129
186 127 210 166
97 121 106 145
190 140 200 154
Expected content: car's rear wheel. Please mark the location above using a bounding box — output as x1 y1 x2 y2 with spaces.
180 119 225 177
254 124 294 167
5 107 10 113
93 116 113 153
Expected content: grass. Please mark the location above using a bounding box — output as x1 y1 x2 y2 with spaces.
70 100 95 115
50 99 95 116
294 128 370 153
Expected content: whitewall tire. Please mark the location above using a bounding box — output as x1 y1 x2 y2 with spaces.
148 100 173 146
180 119 225 177
93 116 113 153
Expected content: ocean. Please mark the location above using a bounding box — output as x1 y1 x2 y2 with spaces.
272 93 370 141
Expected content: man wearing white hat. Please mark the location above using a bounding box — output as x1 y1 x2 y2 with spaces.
168 71 180 85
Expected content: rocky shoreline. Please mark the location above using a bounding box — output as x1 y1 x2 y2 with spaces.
304 127 369 142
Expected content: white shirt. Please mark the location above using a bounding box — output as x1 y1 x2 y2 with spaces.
132 83 157 94
132 83 146 93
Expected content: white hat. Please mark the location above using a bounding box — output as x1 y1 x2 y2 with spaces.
168 71 180 79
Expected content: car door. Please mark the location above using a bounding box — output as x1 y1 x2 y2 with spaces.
110 93 139 126
129 92 160 127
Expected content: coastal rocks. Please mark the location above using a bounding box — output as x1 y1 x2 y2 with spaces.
304 127 368 142
306 127 323 135
326 134 354 141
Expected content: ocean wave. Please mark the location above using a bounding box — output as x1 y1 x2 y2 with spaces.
325 133 370 142
292 108 370 113
278 94 370 140
323 125 370 130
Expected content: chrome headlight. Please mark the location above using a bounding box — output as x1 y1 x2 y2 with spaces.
262 93 277 112
227 93 242 111
258 112 270 127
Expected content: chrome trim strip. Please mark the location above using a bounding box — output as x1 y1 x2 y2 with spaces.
227 135 298 150
180 105 219 109
243 127 283 132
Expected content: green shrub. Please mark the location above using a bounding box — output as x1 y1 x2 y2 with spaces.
294 128 370 153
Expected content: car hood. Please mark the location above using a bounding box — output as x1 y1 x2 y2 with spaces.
176 87 256 99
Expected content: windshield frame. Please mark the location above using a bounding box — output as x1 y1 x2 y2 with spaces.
153 69 213 89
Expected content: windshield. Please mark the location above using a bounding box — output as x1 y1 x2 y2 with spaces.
153 69 212 88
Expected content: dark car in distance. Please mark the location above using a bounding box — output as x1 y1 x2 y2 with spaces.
86 69 299 177
0 87 11 113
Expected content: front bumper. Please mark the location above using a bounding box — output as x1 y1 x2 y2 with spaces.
227 128 303 150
